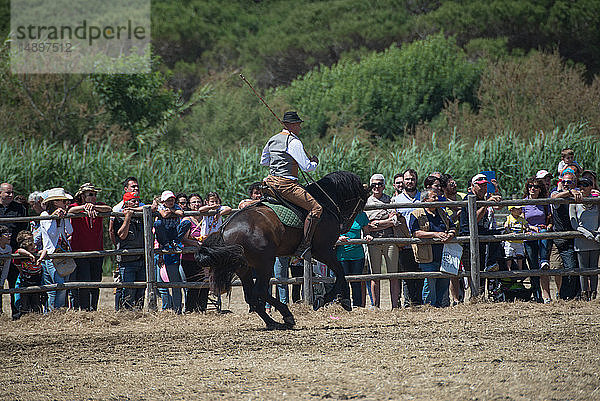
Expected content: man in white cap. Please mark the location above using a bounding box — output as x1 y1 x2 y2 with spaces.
261 111 321 259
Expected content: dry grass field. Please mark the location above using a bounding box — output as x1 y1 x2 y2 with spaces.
1 282 600 400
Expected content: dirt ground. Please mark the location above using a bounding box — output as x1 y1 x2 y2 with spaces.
1 280 600 400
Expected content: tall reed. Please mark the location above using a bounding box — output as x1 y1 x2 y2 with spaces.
1 123 597 205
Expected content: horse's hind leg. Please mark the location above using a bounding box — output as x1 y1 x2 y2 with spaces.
252 274 288 330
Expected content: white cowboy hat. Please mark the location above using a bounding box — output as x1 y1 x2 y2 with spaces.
41 187 73 205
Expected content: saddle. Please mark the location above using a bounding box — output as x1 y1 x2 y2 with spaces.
257 182 307 228
258 195 306 229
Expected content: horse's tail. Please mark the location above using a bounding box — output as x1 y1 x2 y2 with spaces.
195 231 247 295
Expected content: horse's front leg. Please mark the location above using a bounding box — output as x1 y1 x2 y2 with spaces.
314 252 352 311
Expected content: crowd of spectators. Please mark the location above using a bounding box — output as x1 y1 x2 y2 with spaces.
0 148 599 317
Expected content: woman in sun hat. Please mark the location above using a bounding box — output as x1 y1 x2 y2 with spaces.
68 183 112 311
39 188 74 311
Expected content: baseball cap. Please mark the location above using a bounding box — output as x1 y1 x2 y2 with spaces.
123 192 140 202
369 173 385 185
471 173 489 186
160 190 176 202
535 170 552 179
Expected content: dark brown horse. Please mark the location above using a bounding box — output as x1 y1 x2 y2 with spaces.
195 171 370 329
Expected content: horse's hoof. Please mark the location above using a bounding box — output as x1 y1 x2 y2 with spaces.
313 296 325 311
283 315 296 327
339 298 352 312
266 322 288 331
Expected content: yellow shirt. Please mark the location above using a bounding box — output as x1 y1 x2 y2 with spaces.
505 214 528 243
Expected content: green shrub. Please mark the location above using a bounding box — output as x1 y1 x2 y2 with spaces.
278 34 482 139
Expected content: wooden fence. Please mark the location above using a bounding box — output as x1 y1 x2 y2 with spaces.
1 195 599 310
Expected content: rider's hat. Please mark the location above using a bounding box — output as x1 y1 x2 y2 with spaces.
282 111 303 124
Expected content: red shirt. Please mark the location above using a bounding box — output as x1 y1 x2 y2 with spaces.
69 202 106 251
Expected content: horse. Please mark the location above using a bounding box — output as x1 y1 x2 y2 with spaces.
195 171 371 329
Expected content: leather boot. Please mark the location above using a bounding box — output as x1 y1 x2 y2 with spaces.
296 214 320 259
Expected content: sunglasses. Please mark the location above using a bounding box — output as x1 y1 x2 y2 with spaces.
562 180 575 185
579 182 591 187
372 183 385 187
528 184 541 189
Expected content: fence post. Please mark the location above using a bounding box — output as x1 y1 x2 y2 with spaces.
467 194 481 297
303 255 313 306
142 205 157 311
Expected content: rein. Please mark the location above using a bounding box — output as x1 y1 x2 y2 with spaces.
299 169 342 217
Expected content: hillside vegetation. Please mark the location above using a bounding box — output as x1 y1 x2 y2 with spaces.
0 0 599 201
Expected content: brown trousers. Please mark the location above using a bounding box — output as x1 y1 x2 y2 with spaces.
264 175 322 218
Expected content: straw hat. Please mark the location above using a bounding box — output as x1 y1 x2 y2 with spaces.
41 188 73 205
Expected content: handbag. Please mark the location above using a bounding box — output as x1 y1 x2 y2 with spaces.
53 233 76 277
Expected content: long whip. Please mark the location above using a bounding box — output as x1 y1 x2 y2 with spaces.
239 73 283 126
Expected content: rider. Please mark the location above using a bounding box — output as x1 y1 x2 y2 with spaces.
260 111 322 259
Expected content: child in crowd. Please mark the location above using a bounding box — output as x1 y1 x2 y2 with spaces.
0 225 12 314
13 230 45 318
557 148 581 176
154 190 185 252
503 206 529 270
200 192 232 237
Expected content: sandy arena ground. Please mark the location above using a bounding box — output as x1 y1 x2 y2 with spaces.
1 280 600 400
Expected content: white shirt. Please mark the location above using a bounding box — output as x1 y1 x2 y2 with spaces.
260 130 317 180
392 191 421 225
201 206 224 237
40 211 73 253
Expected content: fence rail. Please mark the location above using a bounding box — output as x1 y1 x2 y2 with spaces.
1 196 599 308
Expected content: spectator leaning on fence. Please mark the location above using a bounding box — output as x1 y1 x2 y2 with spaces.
0 183 29 318
581 170 600 196
110 177 144 246
201 191 232 237
68 183 112 312
113 192 146 310
392 168 424 306
365 174 400 309
337 211 373 308
238 182 263 209
409 188 456 308
39 188 74 311
154 190 186 252
180 193 213 313
175 193 189 211
522 177 553 303
569 177 600 301
459 174 503 294
550 172 582 299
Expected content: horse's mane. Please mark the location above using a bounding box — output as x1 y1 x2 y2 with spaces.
306 171 366 230
307 171 363 204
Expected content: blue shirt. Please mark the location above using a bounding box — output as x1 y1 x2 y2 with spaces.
336 212 370 261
